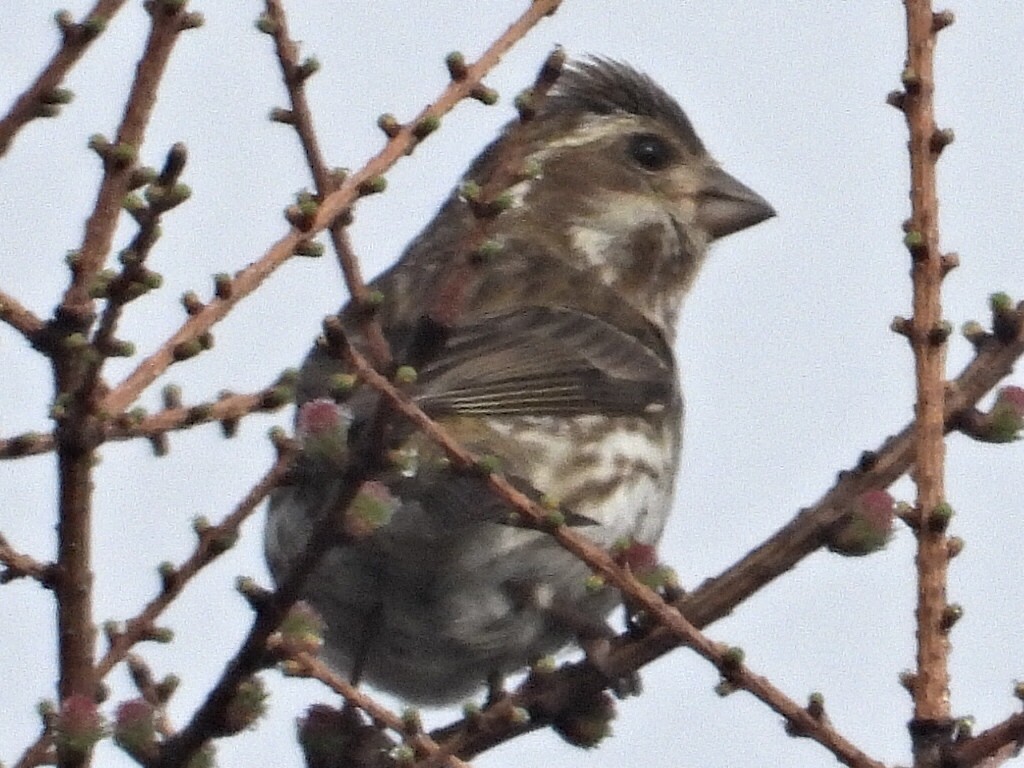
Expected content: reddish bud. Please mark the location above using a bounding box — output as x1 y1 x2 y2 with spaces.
296 398 353 464
612 539 675 589
989 386 1024 442
54 694 106 758
343 480 399 538
828 490 895 556
613 539 657 571
113 698 157 758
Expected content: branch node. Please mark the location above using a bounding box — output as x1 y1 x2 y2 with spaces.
294 238 325 258
928 320 953 346
357 176 388 197
178 11 204 31
928 501 954 533
413 115 441 140
945 536 964 559
445 51 468 81
254 13 277 35
180 291 204 316
990 292 1022 342
899 669 918 694
903 229 927 260
932 10 956 32
269 106 295 124
296 56 320 82
236 575 272 612
939 603 963 633
930 127 955 156
377 113 403 139
886 89 907 112
900 65 922 93
891 315 913 339
213 273 233 300
469 84 499 105
960 320 989 349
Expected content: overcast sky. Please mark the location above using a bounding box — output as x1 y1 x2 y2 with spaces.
2 3 1023 767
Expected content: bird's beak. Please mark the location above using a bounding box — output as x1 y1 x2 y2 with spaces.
696 166 775 240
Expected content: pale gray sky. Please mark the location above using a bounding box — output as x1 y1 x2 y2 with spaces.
2 3 1023 767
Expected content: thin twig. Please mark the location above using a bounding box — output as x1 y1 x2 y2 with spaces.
901 0 953 739
1 385 291 459
0 532 51 585
59 4 191 322
261 0 392 369
0 288 46 343
0 0 130 156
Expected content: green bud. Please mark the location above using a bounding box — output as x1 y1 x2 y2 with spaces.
475 454 501 473
149 626 174 644
445 51 468 80
357 176 387 196
255 13 276 34
297 56 320 80
376 113 402 138
294 239 324 258
470 84 499 105
458 180 482 202
329 373 358 399
413 115 440 139
42 87 74 105
172 339 203 361
394 365 418 385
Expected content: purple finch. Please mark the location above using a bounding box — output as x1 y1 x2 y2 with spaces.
266 57 774 703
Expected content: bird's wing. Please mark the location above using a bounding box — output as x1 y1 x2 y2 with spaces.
413 305 675 417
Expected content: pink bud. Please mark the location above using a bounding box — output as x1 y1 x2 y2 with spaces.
612 540 658 572
113 698 156 756
990 385 1024 442
54 694 106 757
296 399 353 465
296 398 351 438
828 490 895 556
612 539 675 589
343 480 399 538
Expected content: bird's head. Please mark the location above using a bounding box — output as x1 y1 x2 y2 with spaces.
464 58 775 334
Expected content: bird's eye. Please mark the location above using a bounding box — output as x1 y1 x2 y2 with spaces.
628 133 674 171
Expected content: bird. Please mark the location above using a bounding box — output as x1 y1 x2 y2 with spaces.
265 56 774 705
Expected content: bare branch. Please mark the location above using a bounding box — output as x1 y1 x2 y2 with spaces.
0 288 46 344
899 0 956 740
0 0 130 156
0 532 51 586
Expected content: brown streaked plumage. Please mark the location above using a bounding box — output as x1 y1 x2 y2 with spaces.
266 57 774 703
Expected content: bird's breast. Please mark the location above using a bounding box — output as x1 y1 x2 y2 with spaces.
478 411 681 545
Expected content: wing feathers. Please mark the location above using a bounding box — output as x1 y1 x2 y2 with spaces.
415 305 674 417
